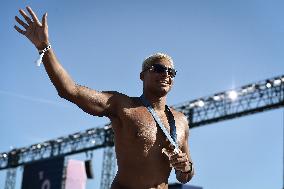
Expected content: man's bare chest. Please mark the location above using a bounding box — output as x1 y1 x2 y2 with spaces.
118 107 185 155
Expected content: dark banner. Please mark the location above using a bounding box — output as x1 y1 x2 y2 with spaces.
169 183 203 189
21 157 65 189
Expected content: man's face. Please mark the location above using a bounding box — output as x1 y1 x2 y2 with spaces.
141 59 176 96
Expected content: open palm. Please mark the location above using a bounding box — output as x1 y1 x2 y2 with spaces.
14 6 49 50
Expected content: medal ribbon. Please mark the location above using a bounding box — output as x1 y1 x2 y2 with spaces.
140 94 179 153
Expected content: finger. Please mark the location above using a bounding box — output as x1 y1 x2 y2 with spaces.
173 163 186 168
26 6 41 25
42 13 47 29
173 165 187 171
170 155 188 164
170 159 187 166
19 9 32 24
169 153 184 160
169 152 181 159
14 25 26 35
15 16 29 29
171 158 188 166
171 163 187 170
171 160 189 168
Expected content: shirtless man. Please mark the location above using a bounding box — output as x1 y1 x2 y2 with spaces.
14 7 194 189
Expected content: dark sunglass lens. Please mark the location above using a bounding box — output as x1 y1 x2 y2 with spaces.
169 69 176 77
151 64 176 77
153 64 167 73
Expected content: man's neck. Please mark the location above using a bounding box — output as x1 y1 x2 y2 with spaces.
142 92 167 112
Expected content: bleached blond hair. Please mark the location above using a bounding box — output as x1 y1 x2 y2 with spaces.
142 52 174 72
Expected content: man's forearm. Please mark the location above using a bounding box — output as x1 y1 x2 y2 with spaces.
42 47 77 99
175 167 194 184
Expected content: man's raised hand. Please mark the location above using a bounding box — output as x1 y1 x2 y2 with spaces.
14 6 49 50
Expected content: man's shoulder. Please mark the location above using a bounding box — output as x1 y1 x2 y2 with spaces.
170 107 189 130
102 91 130 100
169 107 187 120
106 92 141 107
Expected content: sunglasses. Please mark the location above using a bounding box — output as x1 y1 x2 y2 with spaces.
147 63 177 78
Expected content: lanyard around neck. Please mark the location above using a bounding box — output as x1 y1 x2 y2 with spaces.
140 94 179 153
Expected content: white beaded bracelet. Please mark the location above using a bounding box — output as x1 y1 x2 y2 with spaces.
35 44 51 67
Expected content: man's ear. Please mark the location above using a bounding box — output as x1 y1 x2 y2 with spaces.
140 72 144 81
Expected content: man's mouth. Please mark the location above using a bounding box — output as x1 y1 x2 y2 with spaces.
158 80 170 85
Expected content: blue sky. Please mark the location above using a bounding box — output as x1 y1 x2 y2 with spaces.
0 0 283 188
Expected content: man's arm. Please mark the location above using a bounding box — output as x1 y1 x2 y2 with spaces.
14 7 123 118
41 48 122 117
170 115 194 184
174 132 195 183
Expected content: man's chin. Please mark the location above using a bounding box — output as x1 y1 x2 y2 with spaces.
156 87 171 97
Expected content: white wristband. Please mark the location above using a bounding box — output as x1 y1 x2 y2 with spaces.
35 44 51 67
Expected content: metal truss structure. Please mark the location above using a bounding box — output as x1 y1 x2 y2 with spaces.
175 75 284 127
4 168 16 189
100 146 117 189
1 74 283 188
0 125 114 171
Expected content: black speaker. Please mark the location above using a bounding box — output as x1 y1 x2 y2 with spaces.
85 160 94 179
